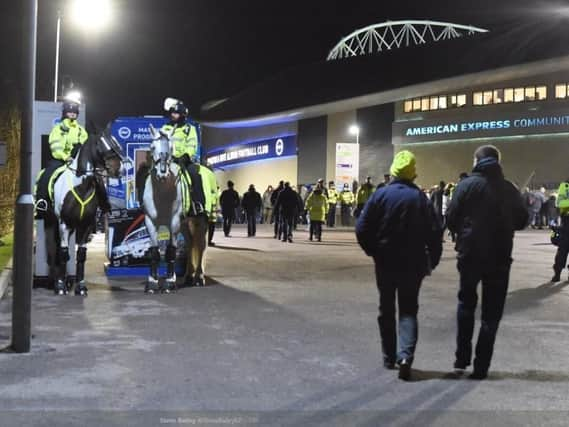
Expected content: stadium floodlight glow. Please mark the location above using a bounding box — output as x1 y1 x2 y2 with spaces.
69 0 112 30
327 20 488 60
349 125 360 136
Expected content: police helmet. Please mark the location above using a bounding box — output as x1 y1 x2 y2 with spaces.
164 97 188 117
62 100 80 116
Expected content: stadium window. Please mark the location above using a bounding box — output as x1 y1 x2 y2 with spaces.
429 96 439 110
504 88 514 102
483 91 493 105
421 97 429 111
514 87 525 102
555 84 567 99
525 86 536 101
404 100 413 113
536 86 547 100
457 94 466 107
412 98 421 111
493 89 504 104
438 96 447 109
473 92 483 106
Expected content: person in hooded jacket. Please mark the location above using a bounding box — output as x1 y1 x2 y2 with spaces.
274 182 301 243
356 151 442 381
220 181 240 237
447 145 528 380
242 184 262 237
305 183 328 241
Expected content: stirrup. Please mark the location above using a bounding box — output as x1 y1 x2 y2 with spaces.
35 199 49 212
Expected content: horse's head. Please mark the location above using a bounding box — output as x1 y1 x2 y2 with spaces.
149 124 173 180
95 133 125 178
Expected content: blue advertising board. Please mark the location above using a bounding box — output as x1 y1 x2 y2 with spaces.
205 135 297 169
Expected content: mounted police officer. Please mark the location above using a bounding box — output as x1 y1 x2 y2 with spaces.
161 98 203 214
35 97 111 216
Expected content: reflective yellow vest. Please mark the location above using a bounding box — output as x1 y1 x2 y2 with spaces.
305 192 328 222
327 188 339 204
340 190 354 205
557 181 569 215
161 123 198 160
48 118 88 161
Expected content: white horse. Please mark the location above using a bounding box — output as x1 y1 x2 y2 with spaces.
142 125 186 293
43 132 124 295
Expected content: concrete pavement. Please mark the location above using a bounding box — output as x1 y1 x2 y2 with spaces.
1 225 568 426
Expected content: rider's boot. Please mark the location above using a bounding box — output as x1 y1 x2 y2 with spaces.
74 247 88 296
162 244 177 294
145 246 160 294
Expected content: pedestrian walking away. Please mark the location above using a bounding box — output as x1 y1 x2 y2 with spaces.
447 145 528 380
305 184 328 241
356 150 442 381
271 181 285 239
274 182 301 243
219 180 240 237
242 184 262 237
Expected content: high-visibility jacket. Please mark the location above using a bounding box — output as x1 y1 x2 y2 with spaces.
327 188 339 204
356 183 375 206
557 181 569 215
305 191 328 222
161 123 198 160
48 118 88 161
340 190 354 205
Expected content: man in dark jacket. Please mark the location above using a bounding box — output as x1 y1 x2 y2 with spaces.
447 145 528 380
271 181 285 239
219 180 240 237
356 151 442 381
242 184 262 237
430 180 445 225
274 182 301 243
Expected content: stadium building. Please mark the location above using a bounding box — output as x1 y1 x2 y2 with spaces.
200 20 569 192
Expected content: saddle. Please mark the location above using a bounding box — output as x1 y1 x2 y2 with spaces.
35 165 68 214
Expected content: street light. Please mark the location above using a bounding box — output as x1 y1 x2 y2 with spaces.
53 0 113 101
349 124 360 144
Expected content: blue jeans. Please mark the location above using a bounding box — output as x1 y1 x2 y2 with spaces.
374 264 423 364
456 259 510 373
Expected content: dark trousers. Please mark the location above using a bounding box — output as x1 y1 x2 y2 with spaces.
208 222 215 244
281 214 294 241
274 211 281 238
456 259 511 373
223 213 235 236
374 264 423 364
340 204 351 226
246 209 257 236
327 204 336 227
36 159 65 202
309 221 323 240
553 215 569 274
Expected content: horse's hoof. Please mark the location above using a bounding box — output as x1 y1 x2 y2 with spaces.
145 277 159 294
195 278 205 287
184 276 195 287
54 280 68 295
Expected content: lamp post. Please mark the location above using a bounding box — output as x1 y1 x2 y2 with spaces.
53 0 112 101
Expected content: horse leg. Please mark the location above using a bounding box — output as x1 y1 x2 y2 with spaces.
74 226 90 296
191 216 208 287
54 222 71 295
144 215 160 294
163 210 181 293
181 218 194 287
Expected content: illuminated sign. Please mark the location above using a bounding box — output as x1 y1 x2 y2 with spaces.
394 111 569 144
206 135 297 168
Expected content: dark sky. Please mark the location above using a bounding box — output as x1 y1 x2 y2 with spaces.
0 0 564 125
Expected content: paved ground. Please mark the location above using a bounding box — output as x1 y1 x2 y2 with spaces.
1 224 568 426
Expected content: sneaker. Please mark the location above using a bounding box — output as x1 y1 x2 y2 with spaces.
551 273 561 283
288 237 293 243
468 370 488 380
453 359 470 374
398 359 412 381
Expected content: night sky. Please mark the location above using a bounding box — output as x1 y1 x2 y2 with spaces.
0 0 563 125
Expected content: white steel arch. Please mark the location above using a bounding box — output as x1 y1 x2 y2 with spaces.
327 20 488 61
